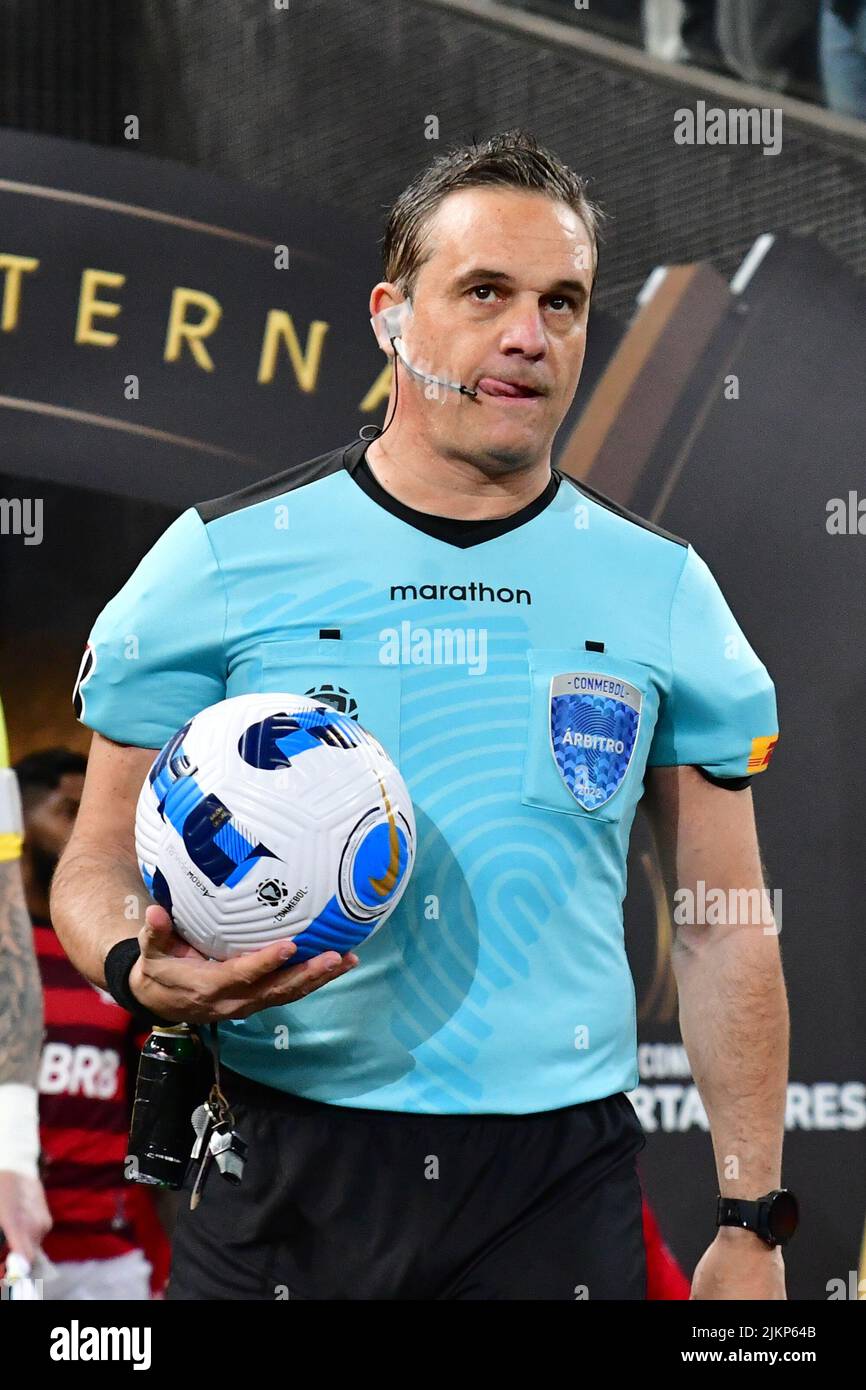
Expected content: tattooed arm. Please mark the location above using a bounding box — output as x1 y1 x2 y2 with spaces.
0 858 44 1088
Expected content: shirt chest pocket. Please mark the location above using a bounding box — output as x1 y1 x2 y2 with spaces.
229 637 402 764
521 648 658 823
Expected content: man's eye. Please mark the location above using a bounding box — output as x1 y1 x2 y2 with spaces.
469 286 579 313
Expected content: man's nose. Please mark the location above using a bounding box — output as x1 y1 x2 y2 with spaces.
498 301 547 356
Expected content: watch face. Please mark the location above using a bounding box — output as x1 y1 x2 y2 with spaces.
769 1190 799 1242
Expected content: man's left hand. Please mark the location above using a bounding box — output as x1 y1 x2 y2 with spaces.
690 1228 787 1300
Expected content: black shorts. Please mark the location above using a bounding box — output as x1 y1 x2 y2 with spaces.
167 1067 648 1301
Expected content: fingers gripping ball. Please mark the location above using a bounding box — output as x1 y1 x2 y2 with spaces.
134 694 416 962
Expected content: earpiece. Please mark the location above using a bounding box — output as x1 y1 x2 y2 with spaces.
370 301 413 355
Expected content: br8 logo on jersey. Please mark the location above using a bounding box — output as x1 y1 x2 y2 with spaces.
39 1043 121 1099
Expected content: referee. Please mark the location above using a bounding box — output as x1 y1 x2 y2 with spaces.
52 131 794 1300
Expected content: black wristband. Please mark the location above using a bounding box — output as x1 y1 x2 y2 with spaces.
104 938 169 1025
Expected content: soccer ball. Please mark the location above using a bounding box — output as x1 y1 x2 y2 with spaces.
134 693 416 962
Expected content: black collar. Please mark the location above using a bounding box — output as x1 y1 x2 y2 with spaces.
342 436 560 550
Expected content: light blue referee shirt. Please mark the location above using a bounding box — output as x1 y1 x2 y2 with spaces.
75 435 778 1114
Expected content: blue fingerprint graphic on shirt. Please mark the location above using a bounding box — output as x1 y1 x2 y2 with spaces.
383 609 581 1110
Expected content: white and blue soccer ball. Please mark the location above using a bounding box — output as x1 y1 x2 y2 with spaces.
134 693 416 962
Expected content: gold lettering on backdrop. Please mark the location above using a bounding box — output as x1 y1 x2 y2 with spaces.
164 287 223 371
0 250 366 394
257 312 328 390
359 360 393 414
75 269 126 347
0 253 40 331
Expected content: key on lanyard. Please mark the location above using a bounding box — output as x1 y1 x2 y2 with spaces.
188 1093 222 1211
188 1023 248 1209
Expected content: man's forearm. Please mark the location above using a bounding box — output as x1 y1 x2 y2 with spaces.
50 845 150 988
673 922 789 1196
0 862 43 1087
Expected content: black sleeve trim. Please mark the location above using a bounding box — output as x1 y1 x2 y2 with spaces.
697 767 753 791
557 472 688 548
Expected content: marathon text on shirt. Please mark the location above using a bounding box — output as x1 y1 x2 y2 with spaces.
389 582 531 604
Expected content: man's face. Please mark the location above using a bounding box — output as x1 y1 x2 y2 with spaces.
392 186 594 470
24 772 84 888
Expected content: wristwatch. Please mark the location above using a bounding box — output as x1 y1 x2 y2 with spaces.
716 1189 799 1248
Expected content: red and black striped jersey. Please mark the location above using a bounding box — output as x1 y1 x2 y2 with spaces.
32 915 143 1263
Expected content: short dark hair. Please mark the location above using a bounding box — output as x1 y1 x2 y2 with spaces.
381 129 605 301
14 747 87 807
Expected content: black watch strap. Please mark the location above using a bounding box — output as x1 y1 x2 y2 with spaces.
716 1190 798 1248
718 1195 766 1238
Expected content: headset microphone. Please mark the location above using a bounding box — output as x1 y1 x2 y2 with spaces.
392 340 478 398
360 302 478 443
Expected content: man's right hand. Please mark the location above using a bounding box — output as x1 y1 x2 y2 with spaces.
128 904 360 1024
